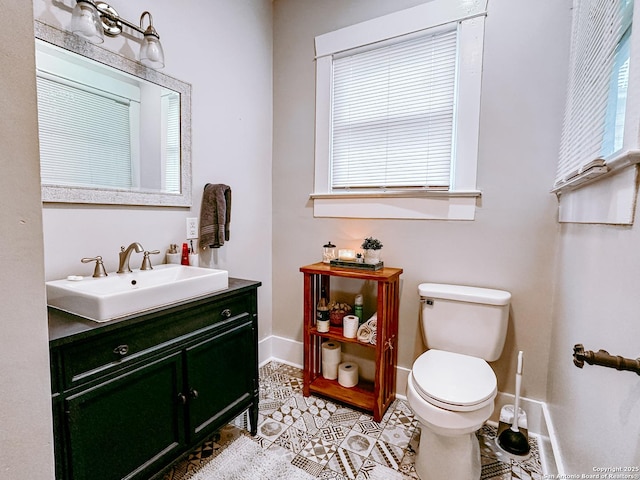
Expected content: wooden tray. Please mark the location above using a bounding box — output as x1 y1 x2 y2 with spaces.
329 259 384 270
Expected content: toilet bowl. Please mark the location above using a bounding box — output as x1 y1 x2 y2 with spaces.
407 350 497 480
408 283 511 480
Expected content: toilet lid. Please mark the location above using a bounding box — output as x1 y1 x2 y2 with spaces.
411 350 497 412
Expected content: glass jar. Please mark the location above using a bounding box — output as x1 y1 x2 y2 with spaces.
322 241 337 263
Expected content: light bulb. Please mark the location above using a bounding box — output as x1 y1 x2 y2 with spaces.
140 35 165 69
69 0 104 44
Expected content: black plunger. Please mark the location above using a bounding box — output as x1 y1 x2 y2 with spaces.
497 351 530 456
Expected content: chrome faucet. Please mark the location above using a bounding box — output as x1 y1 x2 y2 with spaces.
117 242 144 273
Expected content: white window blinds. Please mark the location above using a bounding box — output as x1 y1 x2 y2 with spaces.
37 74 133 189
163 93 180 193
330 28 457 190
554 0 633 189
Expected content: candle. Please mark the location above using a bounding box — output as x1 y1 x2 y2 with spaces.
338 249 356 261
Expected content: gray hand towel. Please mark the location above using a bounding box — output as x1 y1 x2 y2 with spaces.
199 184 231 249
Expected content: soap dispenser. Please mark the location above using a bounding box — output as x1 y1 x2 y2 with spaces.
181 243 190 265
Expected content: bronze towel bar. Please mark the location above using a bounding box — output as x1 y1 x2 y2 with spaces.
573 344 640 375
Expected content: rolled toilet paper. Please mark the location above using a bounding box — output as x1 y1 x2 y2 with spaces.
338 361 359 388
321 341 342 364
322 360 339 380
343 315 359 339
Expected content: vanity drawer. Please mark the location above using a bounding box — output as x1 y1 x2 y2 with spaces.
57 295 250 389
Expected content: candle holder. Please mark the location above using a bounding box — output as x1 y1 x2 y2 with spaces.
338 249 356 262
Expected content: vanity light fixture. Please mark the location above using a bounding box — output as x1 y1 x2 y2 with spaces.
69 0 165 69
69 0 104 44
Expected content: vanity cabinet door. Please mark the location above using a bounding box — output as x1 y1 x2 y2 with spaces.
64 352 184 480
184 313 257 442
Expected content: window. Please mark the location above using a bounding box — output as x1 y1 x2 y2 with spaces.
331 29 457 191
555 0 634 190
312 0 487 220
553 0 639 224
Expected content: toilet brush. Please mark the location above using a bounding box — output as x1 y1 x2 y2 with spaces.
497 351 530 456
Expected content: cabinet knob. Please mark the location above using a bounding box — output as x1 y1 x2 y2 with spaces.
113 344 129 356
177 393 187 405
190 388 199 400
221 309 232 318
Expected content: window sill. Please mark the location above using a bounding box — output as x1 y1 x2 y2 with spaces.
310 190 481 220
555 166 638 225
553 150 640 225
552 150 640 195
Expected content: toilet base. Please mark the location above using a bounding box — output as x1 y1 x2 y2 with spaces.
415 426 481 480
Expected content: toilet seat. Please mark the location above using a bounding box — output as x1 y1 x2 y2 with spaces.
411 350 497 412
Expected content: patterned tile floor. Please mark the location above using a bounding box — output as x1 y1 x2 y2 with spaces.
162 361 543 480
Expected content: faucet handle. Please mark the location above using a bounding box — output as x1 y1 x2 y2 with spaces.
81 256 108 278
140 250 161 271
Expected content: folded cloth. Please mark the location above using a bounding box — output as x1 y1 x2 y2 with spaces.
357 324 373 343
367 313 377 330
357 313 378 345
199 184 231 249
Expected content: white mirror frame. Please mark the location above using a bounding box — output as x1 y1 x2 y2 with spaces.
35 21 192 207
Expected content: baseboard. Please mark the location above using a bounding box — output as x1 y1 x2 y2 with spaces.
258 335 562 474
259 335 304 368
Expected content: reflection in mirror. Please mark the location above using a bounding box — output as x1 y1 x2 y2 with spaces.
34 21 192 207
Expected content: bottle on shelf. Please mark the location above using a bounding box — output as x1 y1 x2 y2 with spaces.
354 294 364 324
317 286 330 332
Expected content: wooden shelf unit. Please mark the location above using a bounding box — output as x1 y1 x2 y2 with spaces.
300 262 403 421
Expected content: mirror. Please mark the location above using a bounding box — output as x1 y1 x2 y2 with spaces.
34 21 192 207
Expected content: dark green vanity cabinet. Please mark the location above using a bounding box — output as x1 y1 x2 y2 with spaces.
49 278 261 480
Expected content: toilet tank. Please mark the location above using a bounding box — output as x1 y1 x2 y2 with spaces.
418 283 511 362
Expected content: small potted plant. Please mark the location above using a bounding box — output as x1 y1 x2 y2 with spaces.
361 237 383 264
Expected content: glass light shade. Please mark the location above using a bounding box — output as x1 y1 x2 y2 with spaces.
69 1 104 44
140 35 165 69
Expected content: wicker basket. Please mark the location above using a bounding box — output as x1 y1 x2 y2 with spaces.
329 302 352 327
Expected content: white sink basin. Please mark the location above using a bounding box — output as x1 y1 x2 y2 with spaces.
46 264 229 322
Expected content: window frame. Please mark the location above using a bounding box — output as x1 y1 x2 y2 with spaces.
553 0 640 225
312 0 487 220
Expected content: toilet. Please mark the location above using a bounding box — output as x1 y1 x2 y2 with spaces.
406 283 511 480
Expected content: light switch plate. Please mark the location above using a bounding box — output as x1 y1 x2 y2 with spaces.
186 217 198 239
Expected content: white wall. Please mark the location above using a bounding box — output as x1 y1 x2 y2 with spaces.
33 0 274 341
0 1 55 477
548 219 640 473
272 0 571 400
